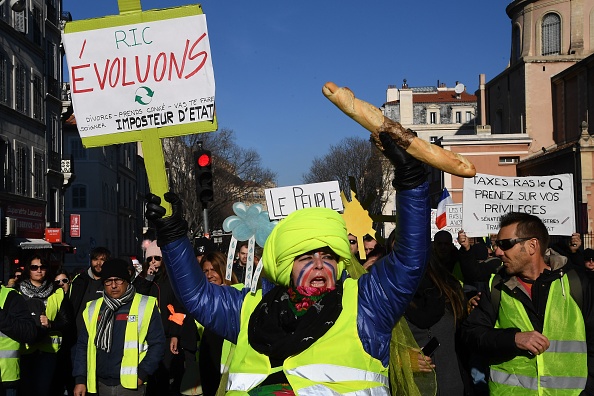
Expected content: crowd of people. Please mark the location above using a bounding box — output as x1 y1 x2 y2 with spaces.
1 130 594 395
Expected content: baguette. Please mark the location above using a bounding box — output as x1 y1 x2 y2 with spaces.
322 81 476 178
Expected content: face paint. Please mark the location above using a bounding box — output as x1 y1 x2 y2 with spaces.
292 250 338 289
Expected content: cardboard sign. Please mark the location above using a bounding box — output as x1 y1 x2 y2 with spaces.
463 173 575 236
62 2 219 215
63 10 216 140
265 181 343 220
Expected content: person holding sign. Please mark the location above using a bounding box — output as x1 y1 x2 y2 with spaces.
145 131 430 395
461 212 593 395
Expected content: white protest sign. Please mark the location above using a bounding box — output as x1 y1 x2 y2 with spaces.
446 204 463 228
266 181 343 220
63 14 215 137
463 173 575 237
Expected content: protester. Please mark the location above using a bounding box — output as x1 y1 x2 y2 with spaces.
196 251 238 396
69 247 111 332
405 253 470 395
584 248 594 272
461 212 593 394
232 242 249 283
550 232 584 269
0 283 37 396
347 233 359 255
73 258 165 396
54 269 71 294
363 234 378 255
141 241 186 396
145 131 430 394
194 236 216 264
16 255 74 396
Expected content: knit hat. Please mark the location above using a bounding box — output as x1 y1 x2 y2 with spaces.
262 207 351 287
145 241 161 259
100 258 131 283
584 248 594 261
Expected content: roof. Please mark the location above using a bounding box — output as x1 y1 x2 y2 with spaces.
384 90 477 106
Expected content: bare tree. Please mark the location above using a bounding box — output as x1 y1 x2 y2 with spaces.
163 128 276 238
302 137 393 217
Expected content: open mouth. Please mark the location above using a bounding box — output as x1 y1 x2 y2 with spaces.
310 277 326 288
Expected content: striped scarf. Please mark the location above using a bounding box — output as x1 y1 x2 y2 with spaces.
95 284 135 352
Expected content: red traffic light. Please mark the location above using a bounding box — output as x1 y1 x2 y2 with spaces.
197 153 211 167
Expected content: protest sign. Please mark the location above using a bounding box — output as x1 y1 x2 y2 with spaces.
266 181 343 220
463 173 575 236
431 208 460 248
446 204 463 228
62 1 218 213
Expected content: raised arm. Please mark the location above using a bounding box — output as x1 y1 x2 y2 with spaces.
146 193 246 343
357 132 431 365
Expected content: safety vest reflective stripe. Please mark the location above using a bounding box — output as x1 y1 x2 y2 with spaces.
490 369 538 390
0 350 19 358
297 384 389 396
227 373 267 391
51 336 62 345
286 364 390 387
540 376 587 390
547 340 586 353
121 366 138 375
122 340 149 353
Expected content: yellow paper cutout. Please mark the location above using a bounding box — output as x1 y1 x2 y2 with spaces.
340 190 376 260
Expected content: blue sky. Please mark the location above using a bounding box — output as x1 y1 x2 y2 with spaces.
63 0 512 187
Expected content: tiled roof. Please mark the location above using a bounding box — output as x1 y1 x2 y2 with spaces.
385 90 477 105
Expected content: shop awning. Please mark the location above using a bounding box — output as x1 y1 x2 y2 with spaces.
13 238 52 250
52 242 76 253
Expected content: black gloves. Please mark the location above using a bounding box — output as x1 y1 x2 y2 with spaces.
379 131 427 191
145 192 188 246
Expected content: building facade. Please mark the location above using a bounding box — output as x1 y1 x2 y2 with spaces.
0 0 73 279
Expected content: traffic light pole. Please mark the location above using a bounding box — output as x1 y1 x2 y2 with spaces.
202 203 210 238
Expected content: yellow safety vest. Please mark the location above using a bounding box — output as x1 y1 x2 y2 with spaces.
489 274 587 395
22 287 65 354
227 278 389 395
0 286 20 382
83 293 157 393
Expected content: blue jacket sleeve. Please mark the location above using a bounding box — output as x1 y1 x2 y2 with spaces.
160 238 247 344
357 182 430 366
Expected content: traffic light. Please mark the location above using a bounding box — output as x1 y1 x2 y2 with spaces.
194 149 214 203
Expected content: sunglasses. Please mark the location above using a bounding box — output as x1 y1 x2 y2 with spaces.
494 237 535 251
54 278 69 285
30 264 48 271
147 256 162 262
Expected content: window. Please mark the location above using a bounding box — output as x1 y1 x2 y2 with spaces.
542 13 561 56
499 156 520 164
0 139 10 192
13 8 27 33
466 111 473 122
33 151 44 199
50 114 59 152
102 183 108 210
430 112 437 124
72 184 87 208
70 138 87 160
33 6 42 46
15 145 29 196
455 112 462 124
48 188 58 223
0 53 9 105
14 64 27 114
32 74 43 121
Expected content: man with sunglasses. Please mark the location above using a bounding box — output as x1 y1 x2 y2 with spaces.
462 212 593 395
73 258 165 396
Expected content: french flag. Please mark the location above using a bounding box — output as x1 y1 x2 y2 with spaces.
436 188 453 229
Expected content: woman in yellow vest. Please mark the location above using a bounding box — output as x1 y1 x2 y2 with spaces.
15 255 74 396
146 132 431 395
0 284 37 396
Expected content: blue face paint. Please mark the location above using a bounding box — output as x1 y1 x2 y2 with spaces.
294 252 337 288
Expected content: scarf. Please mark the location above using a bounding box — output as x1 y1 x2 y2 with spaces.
19 279 54 299
248 281 343 361
95 284 135 352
